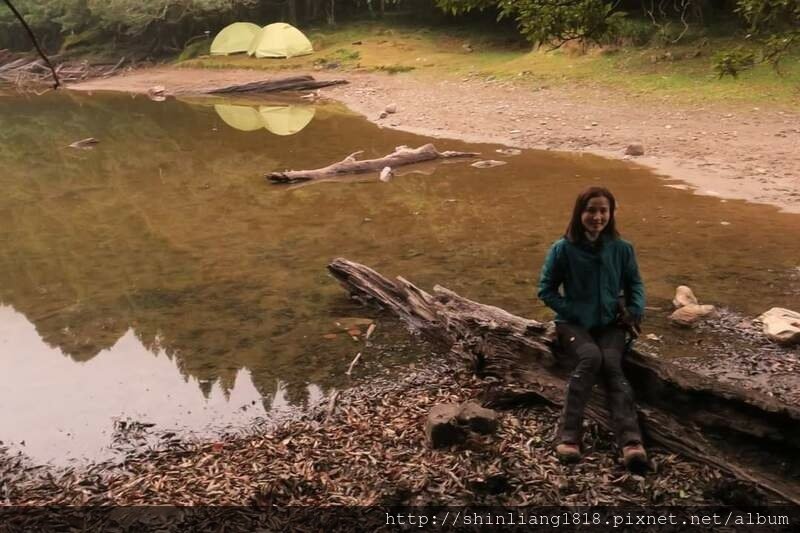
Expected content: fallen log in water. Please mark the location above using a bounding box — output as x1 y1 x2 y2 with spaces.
207 75 347 95
327 258 800 504
267 144 479 183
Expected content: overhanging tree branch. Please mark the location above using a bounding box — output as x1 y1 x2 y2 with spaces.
2 0 60 89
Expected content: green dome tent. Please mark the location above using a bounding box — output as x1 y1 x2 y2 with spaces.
247 23 313 59
210 22 261 55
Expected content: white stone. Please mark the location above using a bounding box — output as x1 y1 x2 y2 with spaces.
385 103 397 114
756 308 800 346
669 304 716 327
673 285 699 308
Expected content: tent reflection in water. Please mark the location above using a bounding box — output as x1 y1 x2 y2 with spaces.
210 22 261 55
213 104 264 131
258 105 315 136
214 104 315 135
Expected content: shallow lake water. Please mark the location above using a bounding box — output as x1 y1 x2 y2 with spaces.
1 90 798 464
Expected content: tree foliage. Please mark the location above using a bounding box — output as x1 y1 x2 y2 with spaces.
433 1 799 76
737 0 799 67
2 0 798 71
434 0 624 46
0 0 261 53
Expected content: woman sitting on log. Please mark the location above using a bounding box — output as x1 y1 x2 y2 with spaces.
538 186 648 471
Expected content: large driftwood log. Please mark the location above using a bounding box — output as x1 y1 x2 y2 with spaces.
285 162 441 190
268 144 479 183
207 75 347 95
327 258 800 504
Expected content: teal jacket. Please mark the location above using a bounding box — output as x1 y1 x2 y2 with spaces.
538 235 646 330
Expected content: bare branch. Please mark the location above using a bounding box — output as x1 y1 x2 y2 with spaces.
1 0 60 89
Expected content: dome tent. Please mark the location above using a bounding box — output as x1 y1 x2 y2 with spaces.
247 23 313 59
210 22 261 55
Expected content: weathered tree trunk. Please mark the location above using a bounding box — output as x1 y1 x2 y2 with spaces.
287 0 298 25
207 75 347 95
327 258 800 504
267 144 478 183
327 0 335 25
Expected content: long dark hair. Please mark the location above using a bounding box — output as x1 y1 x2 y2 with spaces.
564 186 620 243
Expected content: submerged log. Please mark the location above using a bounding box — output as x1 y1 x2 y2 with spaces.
207 75 347 95
268 144 479 183
327 258 800 504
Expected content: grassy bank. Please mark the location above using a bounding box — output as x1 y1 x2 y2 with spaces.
180 20 800 107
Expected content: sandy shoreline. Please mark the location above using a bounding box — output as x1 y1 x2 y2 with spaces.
69 66 800 214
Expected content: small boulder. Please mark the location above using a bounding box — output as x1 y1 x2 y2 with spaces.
457 401 498 434
756 307 800 346
425 404 465 448
385 103 397 114
378 111 388 119
625 143 645 156
669 304 716 327
673 285 699 308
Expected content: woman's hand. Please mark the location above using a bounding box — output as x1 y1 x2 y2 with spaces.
619 312 642 338
617 298 642 338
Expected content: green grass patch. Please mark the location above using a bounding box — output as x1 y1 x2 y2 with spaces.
374 64 415 74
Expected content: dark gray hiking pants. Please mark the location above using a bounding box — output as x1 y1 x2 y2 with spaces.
556 322 642 447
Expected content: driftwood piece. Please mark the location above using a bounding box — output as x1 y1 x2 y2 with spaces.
68 137 99 150
207 75 347 95
1 56 129 87
268 144 479 183
327 258 800 504
284 160 444 190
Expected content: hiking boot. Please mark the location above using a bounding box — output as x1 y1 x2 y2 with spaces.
622 443 648 472
555 443 581 464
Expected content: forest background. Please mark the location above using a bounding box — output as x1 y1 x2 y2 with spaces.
1 1 798 79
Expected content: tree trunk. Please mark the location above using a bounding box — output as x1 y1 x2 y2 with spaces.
327 0 335 25
327 258 800 505
206 75 347 95
267 144 478 183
